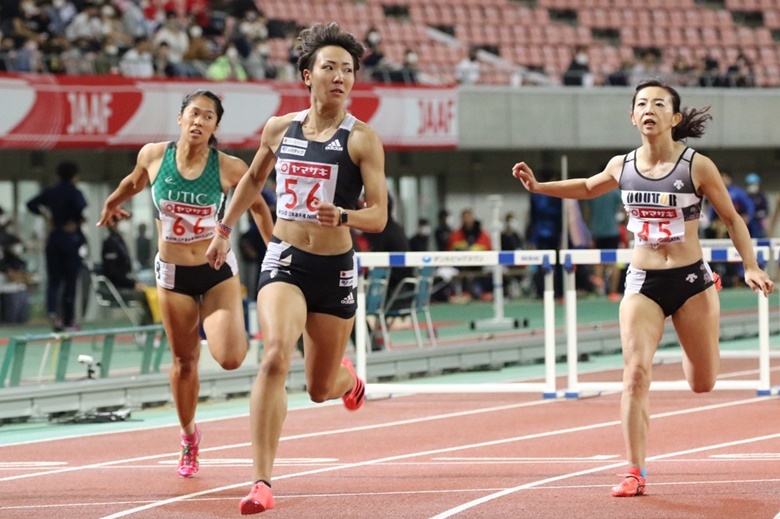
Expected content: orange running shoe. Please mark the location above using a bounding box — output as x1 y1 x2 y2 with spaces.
712 272 722 291
611 468 646 497
239 482 275 515
178 426 201 478
341 357 365 411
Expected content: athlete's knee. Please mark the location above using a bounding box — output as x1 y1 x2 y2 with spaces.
689 375 716 393
215 352 245 371
259 340 291 378
172 357 198 378
623 363 651 395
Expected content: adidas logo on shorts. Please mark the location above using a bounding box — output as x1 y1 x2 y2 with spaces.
341 292 355 305
324 139 343 151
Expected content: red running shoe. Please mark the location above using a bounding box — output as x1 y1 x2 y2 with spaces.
178 427 201 478
239 482 275 515
611 468 646 497
712 272 722 291
341 357 365 411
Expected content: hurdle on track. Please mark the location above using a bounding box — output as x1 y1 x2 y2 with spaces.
354 250 558 397
560 245 774 398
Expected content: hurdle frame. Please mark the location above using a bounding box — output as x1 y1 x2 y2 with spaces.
561 245 774 397
354 250 559 398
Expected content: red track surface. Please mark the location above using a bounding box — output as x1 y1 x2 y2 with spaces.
1 360 779 519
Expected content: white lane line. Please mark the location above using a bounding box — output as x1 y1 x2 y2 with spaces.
96 396 774 518
429 431 780 518
0 398 559 483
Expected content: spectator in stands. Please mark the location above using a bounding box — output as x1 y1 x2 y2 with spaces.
512 79 773 498
153 40 175 77
410 217 432 252
630 50 661 86
0 36 16 71
365 194 411 301
362 40 389 81
232 8 268 58
582 189 624 300
605 59 632 87
65 1 102 49
98 88 273 481
671 56 696 87
434 208 452 251
153 10 188 75
245 37 276 79
206 42 247 81
563 45 592 86
61 36 95 75
101 218 153 324
744 172 769 238
94 36 121 74
26 160 88 331
0 233 32 324
13 37 43 72
707 170 753 287
120 35 154 77
120 0 150 39
99 4 132 50
135 222 152 270
400 47 419 84
182 23 211 61
526 167 564 299
45 0 77 37
725 52 755 88
455 46 480 85
698 52 722 87
364 25 381 53
448 208 492 299
204 23 387 513
500 212 523 251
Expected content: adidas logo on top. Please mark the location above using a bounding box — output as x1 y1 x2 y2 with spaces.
341 292 354 305
325 139 343 151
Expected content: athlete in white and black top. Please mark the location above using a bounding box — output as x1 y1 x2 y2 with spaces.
206 23 387 515
512 79 773 498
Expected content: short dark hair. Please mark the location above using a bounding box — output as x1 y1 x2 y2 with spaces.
57 161 79 182
180 89 224 148
297 23 365 84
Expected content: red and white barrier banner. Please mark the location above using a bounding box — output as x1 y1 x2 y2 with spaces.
0 74 458 150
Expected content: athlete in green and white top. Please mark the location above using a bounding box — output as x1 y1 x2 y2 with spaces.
99 89 273 480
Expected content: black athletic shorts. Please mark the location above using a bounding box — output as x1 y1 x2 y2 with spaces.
257 237 358 319
625 258 715 317
155 250 238 298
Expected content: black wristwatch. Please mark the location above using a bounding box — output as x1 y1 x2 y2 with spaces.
339 207 348 226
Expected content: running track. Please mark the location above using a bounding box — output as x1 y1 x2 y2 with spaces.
1 358 779 519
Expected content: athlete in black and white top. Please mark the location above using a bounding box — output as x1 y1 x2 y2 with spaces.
206 23 387 515
511 79 773 498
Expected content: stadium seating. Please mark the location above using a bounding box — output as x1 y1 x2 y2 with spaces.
261 0 780 87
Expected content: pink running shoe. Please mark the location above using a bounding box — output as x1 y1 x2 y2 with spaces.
239 482 275 515
341 357 365 411
611 468 646 497
178 427 201 478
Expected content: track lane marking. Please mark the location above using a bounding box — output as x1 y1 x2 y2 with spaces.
94 395 775 518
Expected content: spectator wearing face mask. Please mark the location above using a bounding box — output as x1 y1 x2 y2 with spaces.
563 45 592 86
153 10 189 73
206 43 247 81
744 173 769 238
400 47 419 84
410 218 432 251
120 35 154 78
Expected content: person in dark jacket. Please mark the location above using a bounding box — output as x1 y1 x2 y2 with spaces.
26 161 87 331
101 218 153 324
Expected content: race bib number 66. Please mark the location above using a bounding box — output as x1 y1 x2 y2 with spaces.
159 200 215 243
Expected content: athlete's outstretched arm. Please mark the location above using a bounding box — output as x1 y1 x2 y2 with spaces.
98 143 160 226
512 155 623 200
